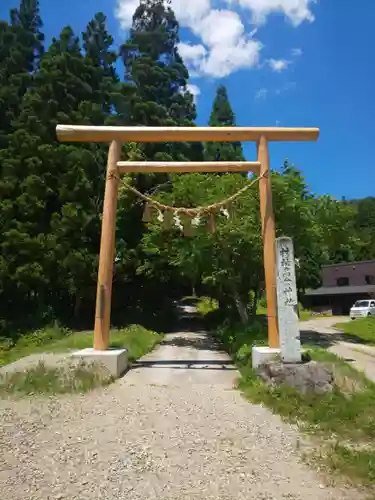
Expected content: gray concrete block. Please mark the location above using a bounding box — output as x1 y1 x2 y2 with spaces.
71 348 128 378
252 346 281 369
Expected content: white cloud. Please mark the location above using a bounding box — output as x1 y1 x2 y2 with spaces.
115 0 139 29
255 81 296 100
178 43 207 78
268 58 291 72
291 47 303 57
171 0 211 26
179 9 262 78
115 0 317 78
186 84 201 102
266 48 302 73
225 0 317 26
199 10 245 48
178 43 207 67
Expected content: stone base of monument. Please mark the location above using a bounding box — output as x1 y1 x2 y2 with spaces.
256 360 334 395
252 346 282 369
71 348 128 378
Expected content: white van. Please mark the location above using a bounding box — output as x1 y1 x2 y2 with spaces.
350 299 375 320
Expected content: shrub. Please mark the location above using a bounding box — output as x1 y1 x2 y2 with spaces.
196 297 219 316
16 322 71 348
216 320 268 364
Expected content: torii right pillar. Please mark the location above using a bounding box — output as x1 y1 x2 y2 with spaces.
257 135 279 348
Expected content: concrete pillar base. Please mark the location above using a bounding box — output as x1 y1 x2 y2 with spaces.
252 346 281 369
71 348 128 378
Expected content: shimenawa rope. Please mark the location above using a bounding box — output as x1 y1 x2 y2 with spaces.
108 171 266 216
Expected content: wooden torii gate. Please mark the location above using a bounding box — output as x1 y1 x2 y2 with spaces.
56 125 319 351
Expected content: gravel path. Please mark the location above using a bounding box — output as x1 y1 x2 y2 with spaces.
0 320 361 499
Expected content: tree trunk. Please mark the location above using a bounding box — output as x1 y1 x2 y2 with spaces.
74 295 81 319
233 291 249 325
251 288 258 317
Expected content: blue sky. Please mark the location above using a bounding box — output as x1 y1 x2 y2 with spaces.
1 0 374 199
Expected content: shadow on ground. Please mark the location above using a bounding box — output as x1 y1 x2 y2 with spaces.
300 327 371 348
159 334 221 351
132 359 235 370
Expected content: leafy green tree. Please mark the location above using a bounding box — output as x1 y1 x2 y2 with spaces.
204 85 245 166
272 160 324 293
273 160 362 291
349 197 375 260
313 196 360 264
139 172 263 324
139 157 359 324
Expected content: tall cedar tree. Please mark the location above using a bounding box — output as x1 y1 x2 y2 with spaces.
204 85 245 167
82 11 132 123
0 21 121 330
121 0 202 173
83 12 148 320
10 0 44 67
0 0 44 152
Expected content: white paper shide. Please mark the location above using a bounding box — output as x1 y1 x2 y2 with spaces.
276 237 302 363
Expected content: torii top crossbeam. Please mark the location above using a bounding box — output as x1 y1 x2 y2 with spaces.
56 125 319 143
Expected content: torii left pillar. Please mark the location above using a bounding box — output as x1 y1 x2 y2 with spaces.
71 140 129 376
94 140 121 350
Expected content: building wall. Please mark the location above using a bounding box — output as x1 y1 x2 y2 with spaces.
322 261 375 287
306 293 370 315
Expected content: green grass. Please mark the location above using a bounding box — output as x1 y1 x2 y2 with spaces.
214 320 375 488
0 323 162 367
240 348 375 441
0 323 162 396
326 444 375 486
0 360 114 396
335 317 375 345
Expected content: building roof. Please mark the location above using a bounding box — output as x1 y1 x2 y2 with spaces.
322 259 375 269
305 285 375 297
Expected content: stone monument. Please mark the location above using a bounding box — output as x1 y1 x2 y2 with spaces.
275 236 302 364
252 236 302 368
